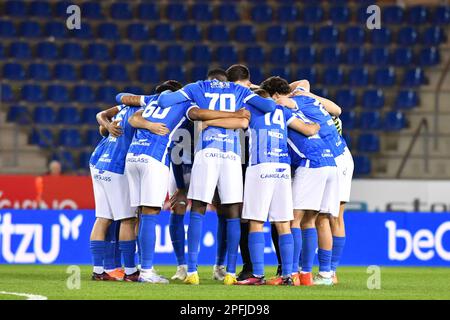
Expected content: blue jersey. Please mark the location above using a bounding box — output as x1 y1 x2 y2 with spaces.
287 109 336 169
127 94 196 167
246 104 293 166
90 105 140 174
292 96 346 158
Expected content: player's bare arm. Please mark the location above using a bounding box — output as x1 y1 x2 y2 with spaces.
128 109 170 136
275 96 297 110
201 117 249 131
290 90 342 117
288 118 320 137
96 106 123 137
289 79 310 93
188 107 250 121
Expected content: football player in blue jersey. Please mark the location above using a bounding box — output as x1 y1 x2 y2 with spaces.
157 70 276 285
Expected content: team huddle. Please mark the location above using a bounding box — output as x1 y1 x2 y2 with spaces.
88 64 354 287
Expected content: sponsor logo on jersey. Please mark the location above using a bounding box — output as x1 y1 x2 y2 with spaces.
126 156 149 164
131 139 151 147
210 80 230 89
260 168 290 179
93 174 111 182
268 131 283 139
204 152 237 161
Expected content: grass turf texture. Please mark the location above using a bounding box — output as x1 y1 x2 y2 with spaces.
0 265 449 300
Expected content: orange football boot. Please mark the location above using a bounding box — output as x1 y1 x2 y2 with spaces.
299 272 314 286
107 268 125 281
292 273 301 286
266 276 283 286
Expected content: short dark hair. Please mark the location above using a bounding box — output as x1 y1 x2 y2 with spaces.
226 64 250 82
207 68 228 82
260 76 291 96
253 88 270 98
155 80 183 94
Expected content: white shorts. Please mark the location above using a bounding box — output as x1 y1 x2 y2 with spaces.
90 166 136 221
168 164 191 198
242 163 293 222
125 154 169 208
292 166 340 217
188 148 243 204
335 147 354 203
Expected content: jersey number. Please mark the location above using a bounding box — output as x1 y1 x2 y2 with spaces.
264 109 285 129
142 101 171 119
205 93 236 112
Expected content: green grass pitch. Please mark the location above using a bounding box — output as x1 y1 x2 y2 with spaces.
0 265 449 300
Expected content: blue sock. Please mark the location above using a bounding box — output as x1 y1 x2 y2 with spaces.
187 212 204 273
139 215 157 270
136 219 143 265
119 240 136 270
103 222 117 270
331 236 346 272
90 240 106 269
248 232 265 277
215 215 227 266
279 233 294 277
226 218 240 274
114 221 122 268
301 228 318 273
169 213 186 266
291 228 302 273
318 249 332 273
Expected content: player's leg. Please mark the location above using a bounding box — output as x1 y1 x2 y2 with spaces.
237 217 253 281
274 222 294 286
220 202 241 284
103 221 119 274
113 220 122 270
300 210 318 286
119 217 139 281
291 210 304 284
90 217 113 280
270 225 282 277
212 200 227 281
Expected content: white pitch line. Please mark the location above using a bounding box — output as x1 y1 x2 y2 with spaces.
0 291 48 300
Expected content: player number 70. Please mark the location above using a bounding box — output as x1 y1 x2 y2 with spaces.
205 93 236 112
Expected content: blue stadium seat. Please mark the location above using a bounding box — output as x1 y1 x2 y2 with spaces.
140 44 161 62
244 46 265 65
190 66 208 82
371 28 392 45
208 24 230 42
97 86 117 103
295 67 317 84
28 63 51 81
20 21 41 38
123 86 143 95
114 44 134 61
5 1 27 17
362 90 384 109
234 25 256 42
81 2 103 19
318 26 339 43
81 64 103 81
7 105 30 124
335 89 357 109
270 67 291 81
30 1 51 17
191 45 211 63
87 43 110 61
321 47 342 65
79 151 92 168
55 1 71 16
369 47 390 66
167 3 188 21
53 151 76 171
138 3 160 20
408 6 429 24
434 6 450 25
251 4 273 23
127 23 150 41
345 47 365 65
340 111 358 130
106 64 128 82
81 107 102 125
345 26 365 45
342 133 352 150
395 90 419 109
60 129 82 148
73 85 95 103
1 84 14 102
70 23 93 39
58 106 80 125
33 106 56 124
397 27 418 46
314 88 329 98
423 26 446 46
37 42 58 60
383 5 404 24
98 23 119 40
374 67 396 87
10 42 31 60
154 23 176 41
403 68 426 87
348 67 369 87
180 24 202 42
353 155 371 175
420 47 440 66
164 65 186 83
277 5 298 22
111 2 132 20
31 129 54 148
384 111 406 131
0 20 17 37
85 130 102 146
54 64 76 81
138 64 159 83
48 85 70 103
191 3 213 22
216 46 238 64
293 26 314 44
62 42 84 60
358 133 380 153
392 47 413 66
3 63 25 80
303 5 324 23
218 4 240 22
330 6 350 24
323 67 344 86
22 84 44 102
295 47 316 65
360 111 382 130
0 43 4 59
269 46 290 64
249 66 264 84
166 45 186 63
266 25 288 44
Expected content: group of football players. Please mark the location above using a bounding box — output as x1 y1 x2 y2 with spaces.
88 64 353 287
